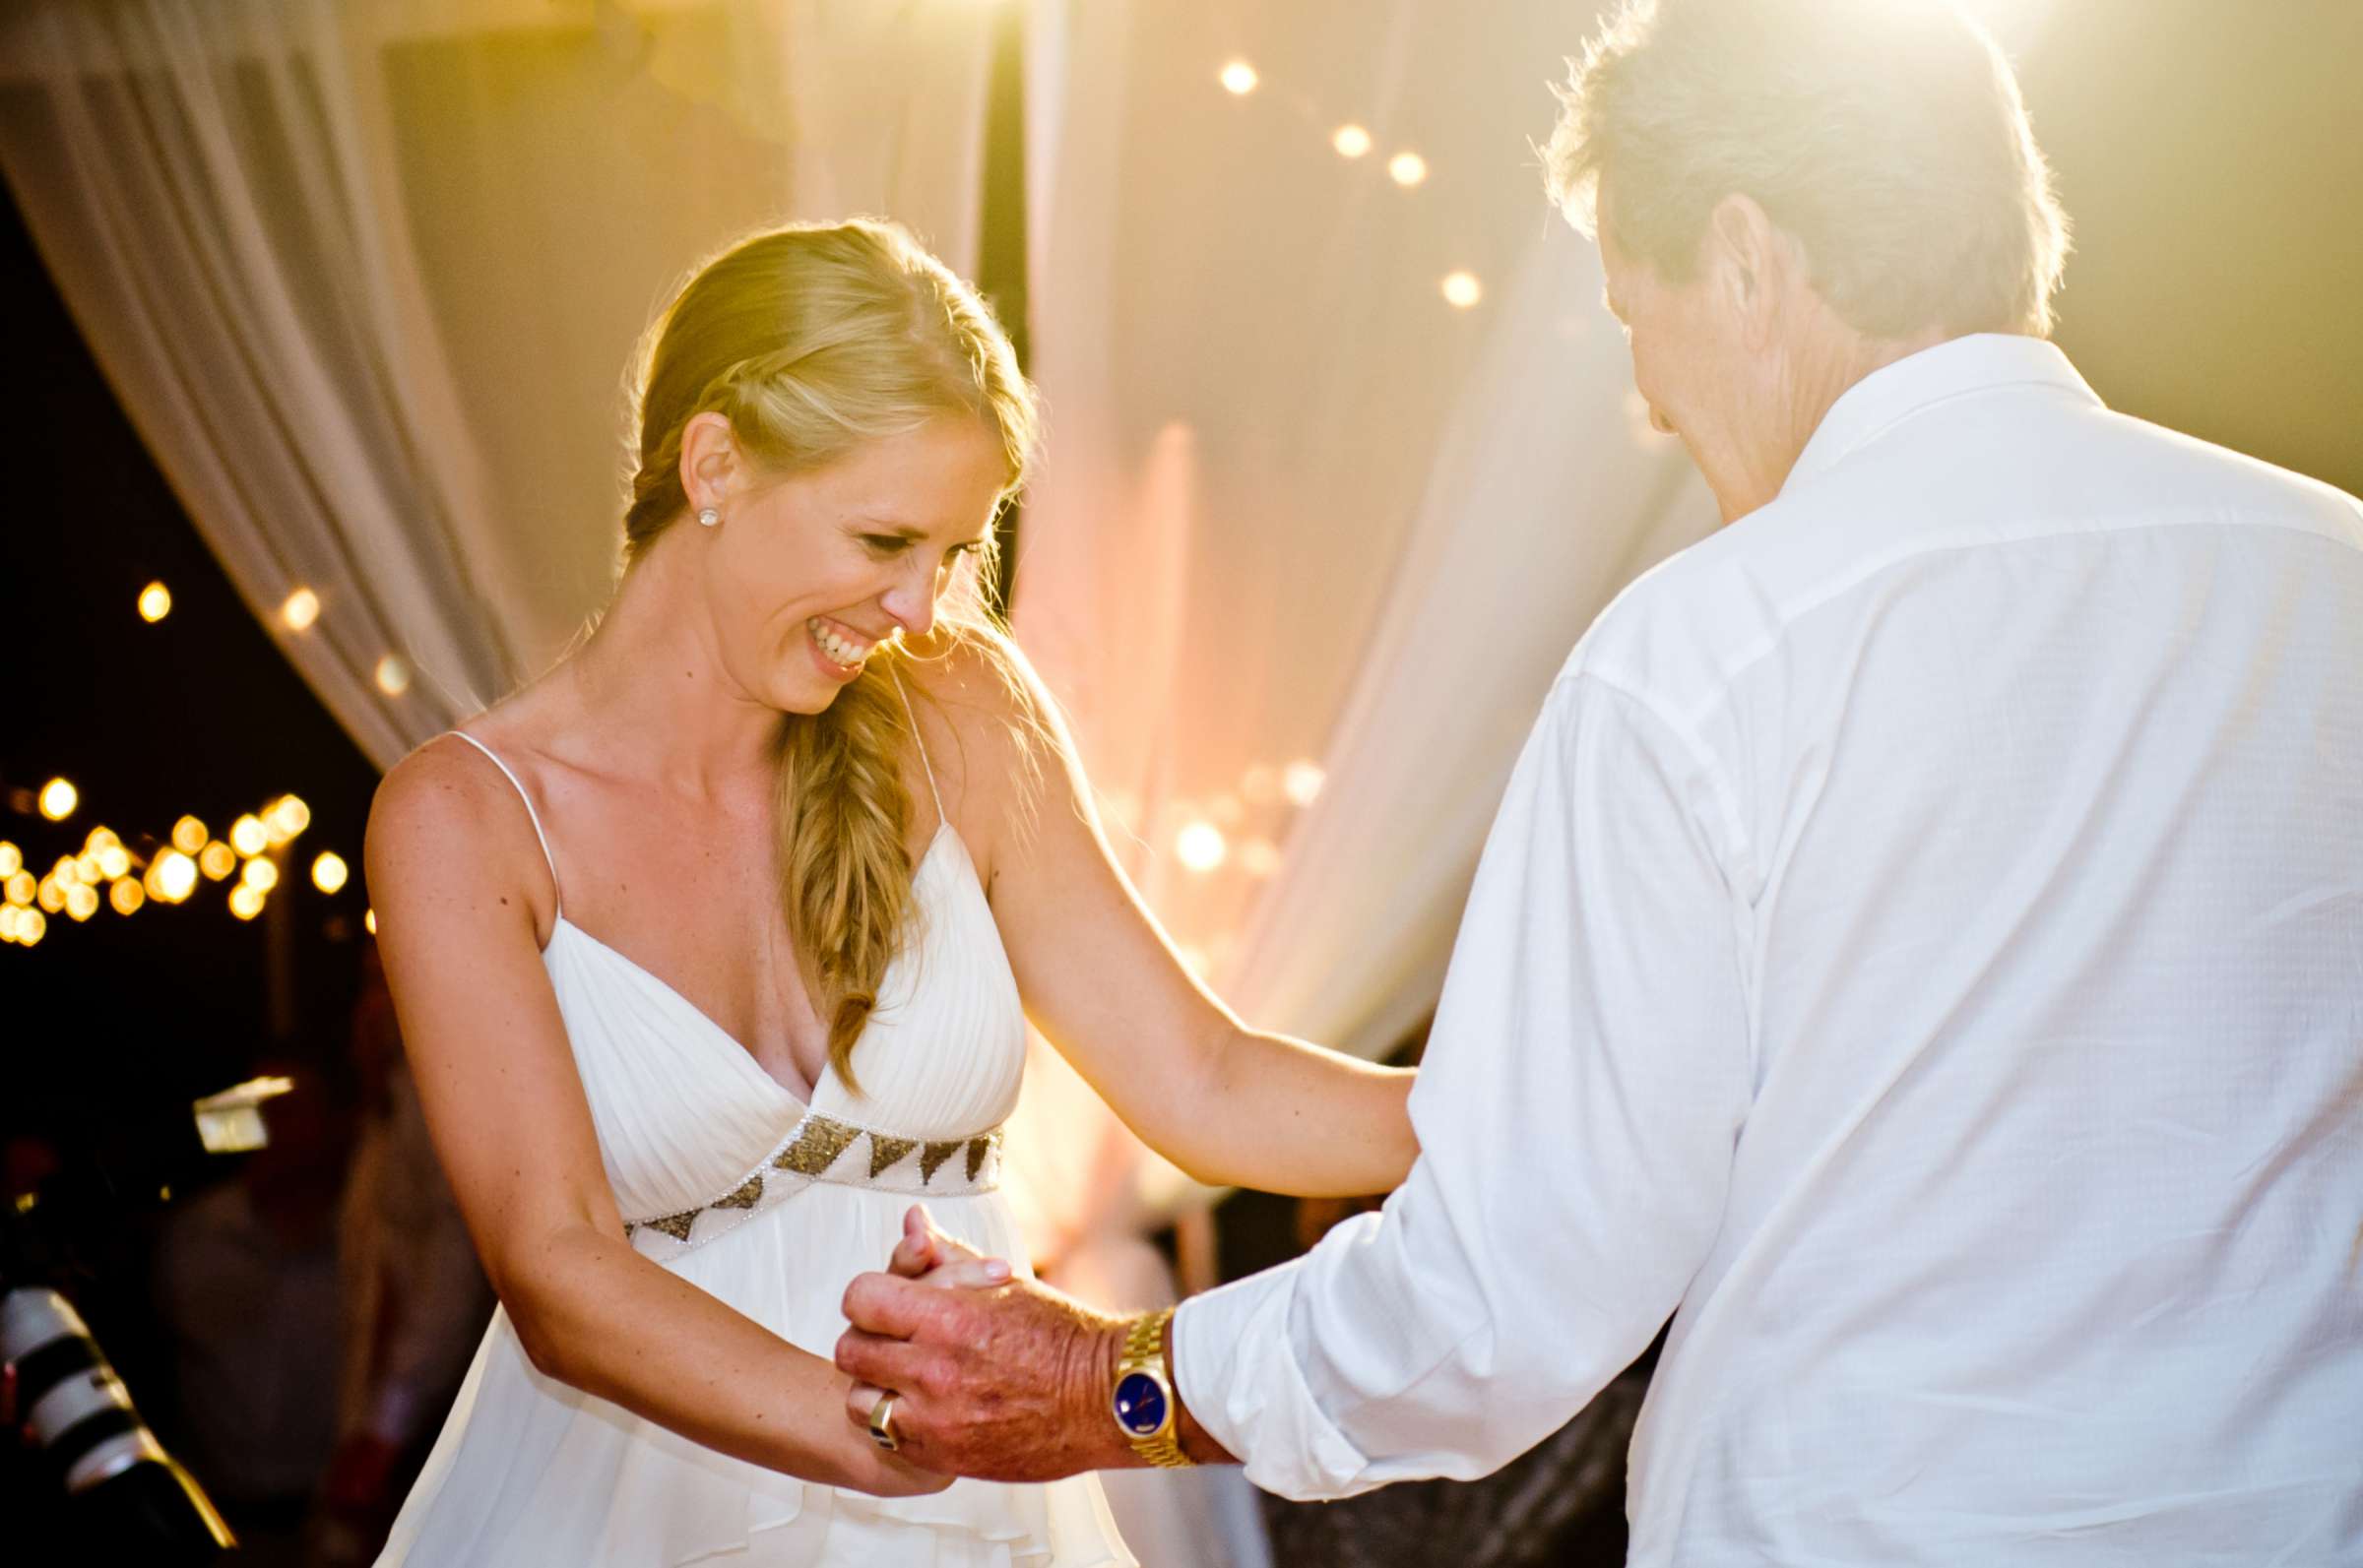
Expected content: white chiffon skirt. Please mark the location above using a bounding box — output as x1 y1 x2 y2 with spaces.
373 1185 1134 1567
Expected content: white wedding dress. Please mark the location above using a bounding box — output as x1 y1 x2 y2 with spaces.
374 727 1134 1567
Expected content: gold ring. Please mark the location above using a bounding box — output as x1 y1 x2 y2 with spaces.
866 1391 900 1452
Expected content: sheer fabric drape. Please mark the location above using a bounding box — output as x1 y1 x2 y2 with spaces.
0 0 996 763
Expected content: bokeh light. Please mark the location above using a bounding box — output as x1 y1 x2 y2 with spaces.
375 654 412 696
1441 271 1484 309
110 878 145 916
311 851 349 895
1387 152 1428 187
138 581 172 622
64 883 98 922
241 856 280 894
282 587 321 631
150 849 199 904
228 815 269 856
228 883 265 921
200 842 238 881
171 815 210 854
1176 821 1229 873
1282 759 1326 806
1219 60 1258 95
38 778 78 821
266 794 311 845
1332 124 1373 158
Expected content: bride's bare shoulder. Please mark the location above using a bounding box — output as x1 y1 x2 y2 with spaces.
365 723 558 936
901 625 1069 773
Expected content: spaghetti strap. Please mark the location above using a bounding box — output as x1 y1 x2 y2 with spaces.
888 665 947 826
444 731 563 919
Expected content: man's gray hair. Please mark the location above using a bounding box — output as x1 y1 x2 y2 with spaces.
1544 0 2071 338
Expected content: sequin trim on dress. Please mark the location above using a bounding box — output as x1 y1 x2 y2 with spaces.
623 1107 1005 1261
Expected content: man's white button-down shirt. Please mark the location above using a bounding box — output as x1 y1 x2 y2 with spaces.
1175 334 2363 1564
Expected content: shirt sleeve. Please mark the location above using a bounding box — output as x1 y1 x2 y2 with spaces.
1173 672 1755 1499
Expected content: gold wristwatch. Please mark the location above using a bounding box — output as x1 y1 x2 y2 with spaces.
1110 1307 1194 1468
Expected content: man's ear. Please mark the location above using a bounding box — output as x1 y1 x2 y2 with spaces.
1705 193 1787 352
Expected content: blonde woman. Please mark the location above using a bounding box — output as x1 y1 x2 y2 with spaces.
360 219 1416 1567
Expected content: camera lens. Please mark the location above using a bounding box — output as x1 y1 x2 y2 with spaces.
3 1286 234 1560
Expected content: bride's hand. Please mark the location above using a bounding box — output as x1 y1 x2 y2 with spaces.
887 1204 1013 1288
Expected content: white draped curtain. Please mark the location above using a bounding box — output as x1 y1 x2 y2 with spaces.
0 0 997 761
1004 0 1715 1219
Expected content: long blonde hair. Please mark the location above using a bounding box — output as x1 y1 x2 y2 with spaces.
621 219 1040 1090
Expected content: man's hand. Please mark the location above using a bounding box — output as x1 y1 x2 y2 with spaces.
836 1208 1133 1482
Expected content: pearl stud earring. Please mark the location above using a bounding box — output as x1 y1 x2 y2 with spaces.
696 506 721 528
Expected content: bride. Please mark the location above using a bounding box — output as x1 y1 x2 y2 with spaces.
361 218 1417 1566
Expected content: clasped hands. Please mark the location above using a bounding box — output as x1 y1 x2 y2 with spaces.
835 1206 1137 1483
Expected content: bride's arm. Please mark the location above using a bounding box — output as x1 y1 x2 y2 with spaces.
362 739 948 1497
921 640 1418 1199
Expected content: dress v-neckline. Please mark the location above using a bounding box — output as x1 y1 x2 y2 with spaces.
543 822 958 1104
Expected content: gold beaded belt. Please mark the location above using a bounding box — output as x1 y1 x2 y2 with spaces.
623 1107 1005 1262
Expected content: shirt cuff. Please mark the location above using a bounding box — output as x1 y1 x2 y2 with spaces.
1173 1262 1374 1500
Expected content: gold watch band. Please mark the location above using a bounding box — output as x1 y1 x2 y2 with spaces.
1118 1308 1195 1469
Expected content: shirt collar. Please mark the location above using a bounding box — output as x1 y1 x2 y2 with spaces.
1781 333 2102 494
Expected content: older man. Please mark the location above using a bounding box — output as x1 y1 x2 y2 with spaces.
836 0 2363 1559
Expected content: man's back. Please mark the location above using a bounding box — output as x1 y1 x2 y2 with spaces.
1590 335 2363 1561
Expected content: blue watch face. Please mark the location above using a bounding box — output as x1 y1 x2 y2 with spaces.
1113 1370 1169 1438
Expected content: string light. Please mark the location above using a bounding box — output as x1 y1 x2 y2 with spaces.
1176 821 1229 873
266 794 311 846
227 883 265 921
1219 60 1258 95
282 588 321 632
374 654 412 697
138 582 172 623
1332 124 1373 158
1441 271 1483 309
1387 152 1428 188
311 851 349 895
149 850 199 904
38 778 78 822
1282 760 1326 806
110 878 144 916
200 842 237 881
229 815 269 857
